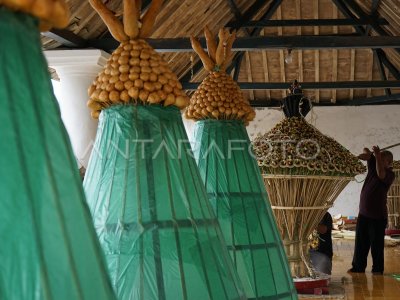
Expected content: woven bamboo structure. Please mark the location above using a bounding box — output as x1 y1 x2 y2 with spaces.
387 161 400 229
253 93 365 278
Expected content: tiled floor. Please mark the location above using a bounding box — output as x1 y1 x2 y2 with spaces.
301 238 400 299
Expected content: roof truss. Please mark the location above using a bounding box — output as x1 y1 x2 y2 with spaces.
42 0 400 106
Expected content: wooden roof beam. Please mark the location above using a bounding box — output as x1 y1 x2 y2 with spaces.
179 0 275 82
249 94 400 107
331 6 338 103
226 18 389 28
374 50 392 96
182 80 400 90
226 0 242 21
225 0 251 36
229 0 283 81
332 0 400 54
87 35 400 52
331 0 400 80
365 0 381 35
42 29 87 48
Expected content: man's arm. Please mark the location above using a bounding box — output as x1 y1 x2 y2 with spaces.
373 146 386 180
358 147 372 161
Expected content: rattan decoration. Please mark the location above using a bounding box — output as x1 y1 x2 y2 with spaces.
185 27 255 125
388 160 400 229
87 0 189 118
253 117 366 176
0 0 70 31
254 115 365 278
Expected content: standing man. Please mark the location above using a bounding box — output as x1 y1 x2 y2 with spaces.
348 146 394 275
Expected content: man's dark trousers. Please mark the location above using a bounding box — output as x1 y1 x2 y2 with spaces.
352 214 387 273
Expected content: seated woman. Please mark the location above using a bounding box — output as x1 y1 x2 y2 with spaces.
310 212 333 275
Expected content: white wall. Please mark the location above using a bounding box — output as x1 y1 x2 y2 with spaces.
183 105 400 217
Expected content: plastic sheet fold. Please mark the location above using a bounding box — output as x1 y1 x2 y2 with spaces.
192 120 297 299
0 7 116 300
84 105 246 300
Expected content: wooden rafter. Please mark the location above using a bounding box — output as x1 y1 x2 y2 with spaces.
296 0 303 83
261 29 271 100
332 0 400 80
344 0 396 41
226 0 242 21
180 0 277 83
367 50 373 97
87 35 400 52
332 5 338 103
350 49 355 100
277 5 285 99
314 0 320 103
375 50 392 96
182 80 400 90
226 0 283 77
365 0 381 35
248 93 400 107
245 52 254 100
226 18 389 28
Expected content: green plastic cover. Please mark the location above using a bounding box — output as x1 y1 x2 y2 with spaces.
83 105 246 300
0 7 116 300
192 120 297 299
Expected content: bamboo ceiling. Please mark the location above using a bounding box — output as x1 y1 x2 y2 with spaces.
41 0 400 105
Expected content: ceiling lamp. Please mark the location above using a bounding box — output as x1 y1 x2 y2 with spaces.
285 49 293 64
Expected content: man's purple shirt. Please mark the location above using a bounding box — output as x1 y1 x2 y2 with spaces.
359 155 395 219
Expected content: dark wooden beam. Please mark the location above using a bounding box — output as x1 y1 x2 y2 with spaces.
331 0 365 34
179 0 272 82
331 0 400 80
226 0 242 21
374 50 392 95
225 0 252 37
182 80 400 90
351 93 400 105
42 29 87 48
249 94 400 107
335 0 400 55
227 0 283 77
365 0 381 35
371 0 381 13
375 49 400 80
233 0 275 31
227 18 388 28
233 55 243 81
87 35 400 52
343 0 388 36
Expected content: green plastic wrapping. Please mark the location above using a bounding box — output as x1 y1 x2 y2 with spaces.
83 105 246 300
0 7 116 300
192 120 297 299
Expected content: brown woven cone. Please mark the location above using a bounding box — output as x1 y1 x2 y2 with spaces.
253 117 366 176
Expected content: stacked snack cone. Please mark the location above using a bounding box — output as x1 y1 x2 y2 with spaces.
87 0 189 118
84 2 247 299
185 27 255 125
187 27 297 299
